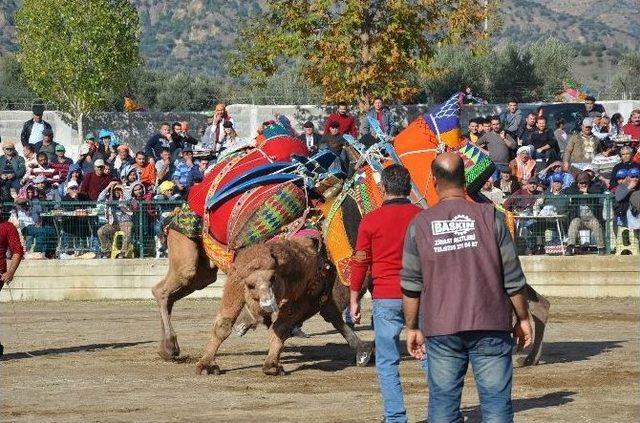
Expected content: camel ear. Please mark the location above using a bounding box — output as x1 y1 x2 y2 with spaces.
269 243 291 269
291 236 317 254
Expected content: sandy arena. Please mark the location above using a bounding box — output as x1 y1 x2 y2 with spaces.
1 297 638 422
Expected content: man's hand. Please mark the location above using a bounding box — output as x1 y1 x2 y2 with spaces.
350 301 361 324
1 271 15 284
406 328 425 360
513 317 533 352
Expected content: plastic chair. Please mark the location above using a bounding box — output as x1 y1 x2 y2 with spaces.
615 227 639 256
110 231 135 259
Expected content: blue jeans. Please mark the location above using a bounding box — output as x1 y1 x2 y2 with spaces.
373 299 407 423
426 331 514 423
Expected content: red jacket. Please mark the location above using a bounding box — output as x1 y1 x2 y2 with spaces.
324 113 358 137
622 122 640 142
0 221 23 274
350 198 422 299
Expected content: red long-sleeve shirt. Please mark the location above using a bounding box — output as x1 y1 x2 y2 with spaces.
323 113 358 137
0 221 24 274
350 198 422 299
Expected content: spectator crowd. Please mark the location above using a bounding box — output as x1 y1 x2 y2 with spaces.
1 97 639 259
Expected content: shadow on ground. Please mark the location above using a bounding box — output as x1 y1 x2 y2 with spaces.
539 340 625 364
1 341 153 361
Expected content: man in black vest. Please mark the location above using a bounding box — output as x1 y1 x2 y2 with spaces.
401 152 532 423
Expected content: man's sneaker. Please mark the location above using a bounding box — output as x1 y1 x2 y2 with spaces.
564 245 575 256
60 253 74 260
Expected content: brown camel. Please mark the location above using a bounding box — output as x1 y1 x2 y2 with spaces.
195 237 372 376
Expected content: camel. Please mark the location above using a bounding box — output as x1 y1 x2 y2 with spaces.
194 236 372 376
152 229 373 368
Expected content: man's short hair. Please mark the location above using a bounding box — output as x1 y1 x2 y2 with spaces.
303 121 314 129
536 115 547 122
135 151 146 158
172 121 181 128
507 98 518 104
337 101 348 108
160 147 171 154
527 112 537 118
490 115 501 123
36 151 48 160
431 155 465 188
24 143 36 153
585 95 596 102
160 122 171 128
381 164 412 196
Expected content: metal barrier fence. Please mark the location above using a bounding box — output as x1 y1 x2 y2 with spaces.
2 194 631 259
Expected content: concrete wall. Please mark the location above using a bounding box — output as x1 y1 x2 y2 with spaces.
0 256 637 302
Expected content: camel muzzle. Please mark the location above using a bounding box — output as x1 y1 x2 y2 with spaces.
259 289 278 314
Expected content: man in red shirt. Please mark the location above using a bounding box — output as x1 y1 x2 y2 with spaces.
622 109 640 143
324 102 358 137
79 159 113 201
0 208 25 356
350 164 421 423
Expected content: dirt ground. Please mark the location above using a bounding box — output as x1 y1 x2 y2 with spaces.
1 296 638 423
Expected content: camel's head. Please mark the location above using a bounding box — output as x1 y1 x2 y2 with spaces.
239 253 279 314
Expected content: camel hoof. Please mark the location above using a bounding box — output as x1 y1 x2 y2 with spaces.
196 363 220 376
356 343 374 367
263 365 286 376
158 336 180 361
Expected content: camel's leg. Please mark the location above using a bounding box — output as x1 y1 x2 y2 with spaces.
152 230 217 361
195 275 246 375
518 285 551 366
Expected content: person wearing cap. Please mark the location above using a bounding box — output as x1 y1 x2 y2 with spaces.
504 176 545 254
494 167 521 197
324 102 358 137
543 173 569 213
564 171 606 255
49 144 73 182
360 97 397 137
34 128 60 161
509 146 536 184
97 181 134 258
153 180 180 257
614 167 640 228
0 140 26 200
538 160 574 190
298 121 322 153
20 105 52 146
622 109 640 143
33 173 61 202
145 122 173 162
61 179 89 202
79 159 113 201
563 118 601 171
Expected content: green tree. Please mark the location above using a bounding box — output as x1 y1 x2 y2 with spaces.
15 0 141 142
423 45 486 103
0 53 39 109
230 0 496 111
529 38 575 101
485 43 538 103
611 51 640 100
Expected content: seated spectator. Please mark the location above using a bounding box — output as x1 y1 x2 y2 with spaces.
108 144 134 177
564 118 601 171
614 168 639 228
85 132 107 162
622 109 640 143
538 160 574 189
610 146 640 189
132 151 156 188
121 165 140 197
58 163 83 198
22 152 59 185
22 143 38 169
219 122 240 153
13 184 57 258
98 129 118 157
509 146 536 184
76 143 94 175
172 147 202 197
477 116 516 172
155 147 175 185
49 144 73 182
494 167 521 196
591 141 621 183
592 115 611 141
153 181 181 257
97 182 133 258
504 176 544 254
61 180 89 202
0 140 26 201
34 128 60 161
145 122 172 162
543 173 569 213
554 118 569 155
79 159 112 201
33 174 61 202
299 121 322 152
197 157 212 176
321 124 350 174
564 172 605 255
480 178 504 205
530 116 560 162
610 113 625 138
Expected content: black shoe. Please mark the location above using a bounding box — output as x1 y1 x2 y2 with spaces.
564 245 575 256
597 248 606 255
523 248 533 256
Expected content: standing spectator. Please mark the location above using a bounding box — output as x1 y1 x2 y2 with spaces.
477 116 516 175
563 118 601 170
34 128 60 161
22 152 58 185
518 113 537 146
622 109 640 143
509 146 536 184
97 182 133 258
49 144 73 182
155 147 175 185
591 141 621 182
109 144 134 177
219 122 240 153
610 113 625 138
349 164 421 423
79 159 112 201
564 172 606 255
538 161 574 189
480 178 505 205
170 120 198 156
144 122 172 162
590 114 610 141
554 118 569 156
360 98 396 137
201 110 216 148
204 103 233 153
172 147 202 197
133 151 157 188
320 123 349 173
462 118 481 144
494 167 521 197
298 121 322 153
610 146 640 189
76 144 94 175
530 116 559 162
500 99 523 137
401 153 531 423
582 95 606 116
0 140 26 200
20 105 51 146
324 102 358 137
